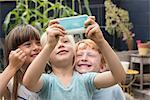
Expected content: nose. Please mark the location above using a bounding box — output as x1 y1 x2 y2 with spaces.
81 54 88 61
58 42 65 49
32 43 41 51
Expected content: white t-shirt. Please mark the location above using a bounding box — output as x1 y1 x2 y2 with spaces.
7 78 41 100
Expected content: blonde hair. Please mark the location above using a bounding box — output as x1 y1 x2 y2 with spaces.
76 39 106 64
40 33 76 69
67 35 76 47
40 32 47 47
40 33 75 47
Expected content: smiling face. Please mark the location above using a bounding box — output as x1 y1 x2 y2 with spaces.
49 35 75 67
5 25 41 70
75 41 102 73
19 39 42 65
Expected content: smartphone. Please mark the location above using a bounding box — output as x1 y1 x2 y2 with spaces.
58 15 88 35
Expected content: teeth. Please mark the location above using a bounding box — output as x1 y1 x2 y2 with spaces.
79 64 91 67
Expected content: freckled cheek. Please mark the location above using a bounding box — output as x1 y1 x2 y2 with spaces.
39 46 42 50
93 58 101 65
76 57 81 63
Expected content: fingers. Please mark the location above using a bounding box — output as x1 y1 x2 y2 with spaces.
48 19 59 26
87 26 97 37
48 19 65 36
84 16 96 28
9 49 27 69
46 26 66 37
13 48 21 53
18 51 26 60
10 48 26 60
48 19 68 37
89 16 95 20
10 48 21 55
50 24 65 32
85 24 95 36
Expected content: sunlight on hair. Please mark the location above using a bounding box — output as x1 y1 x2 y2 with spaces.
76 39 99 51
40 32 47 47
67 35 75 47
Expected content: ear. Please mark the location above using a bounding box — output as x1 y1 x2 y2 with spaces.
99 64 107 73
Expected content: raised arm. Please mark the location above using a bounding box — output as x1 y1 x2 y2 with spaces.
23 21 66 92
0 66 16 97
0 49 26 97
84 16 126 88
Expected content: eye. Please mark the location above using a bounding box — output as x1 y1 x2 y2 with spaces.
63 40 69 43
36 41 41 46
77 54 82 57
77 53 83 57
87 53 96 57
23 42 31 47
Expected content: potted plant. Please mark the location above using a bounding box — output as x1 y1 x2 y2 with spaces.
136 40 149 56
104 0 134 50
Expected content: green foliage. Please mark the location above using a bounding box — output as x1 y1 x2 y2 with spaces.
3 0 91 35
105 0 133 40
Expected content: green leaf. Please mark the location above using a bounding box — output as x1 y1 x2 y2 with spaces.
83 0 92 15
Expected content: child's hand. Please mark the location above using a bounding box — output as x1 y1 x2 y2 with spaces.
84 16 105 43
8 48 26 71
46 20 66 49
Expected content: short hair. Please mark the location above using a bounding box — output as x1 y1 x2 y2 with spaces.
41 32 75 47
76 39 106 64
40 33 76 70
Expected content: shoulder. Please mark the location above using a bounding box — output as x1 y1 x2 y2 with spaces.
41 73 52 81
108 84 122 91
73 71 97 80
7 79 41 100
17 85 41 100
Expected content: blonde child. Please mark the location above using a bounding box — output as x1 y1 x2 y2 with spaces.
75 39 125 100
0 25 41 100
23 16 126 100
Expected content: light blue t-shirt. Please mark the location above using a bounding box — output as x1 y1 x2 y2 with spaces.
92 84 125 100
38 71 97 100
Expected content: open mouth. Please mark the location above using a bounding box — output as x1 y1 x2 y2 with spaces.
31 53 38 57
78 64 92 67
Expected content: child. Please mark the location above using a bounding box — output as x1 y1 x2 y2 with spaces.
23 16 126 100
0 25 41 100
75 39 125 100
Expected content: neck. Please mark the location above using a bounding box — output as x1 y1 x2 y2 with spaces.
52 66 74 87
52 65 74 77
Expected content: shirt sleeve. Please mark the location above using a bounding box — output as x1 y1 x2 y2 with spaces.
38 74 51 98
82 72 97 95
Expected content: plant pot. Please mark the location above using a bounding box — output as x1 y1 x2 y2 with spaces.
137 43 149 56
126 39 133 50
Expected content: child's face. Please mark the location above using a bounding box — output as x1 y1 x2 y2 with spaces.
75 43 102 73
19 39 42 65
49 35 75 65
